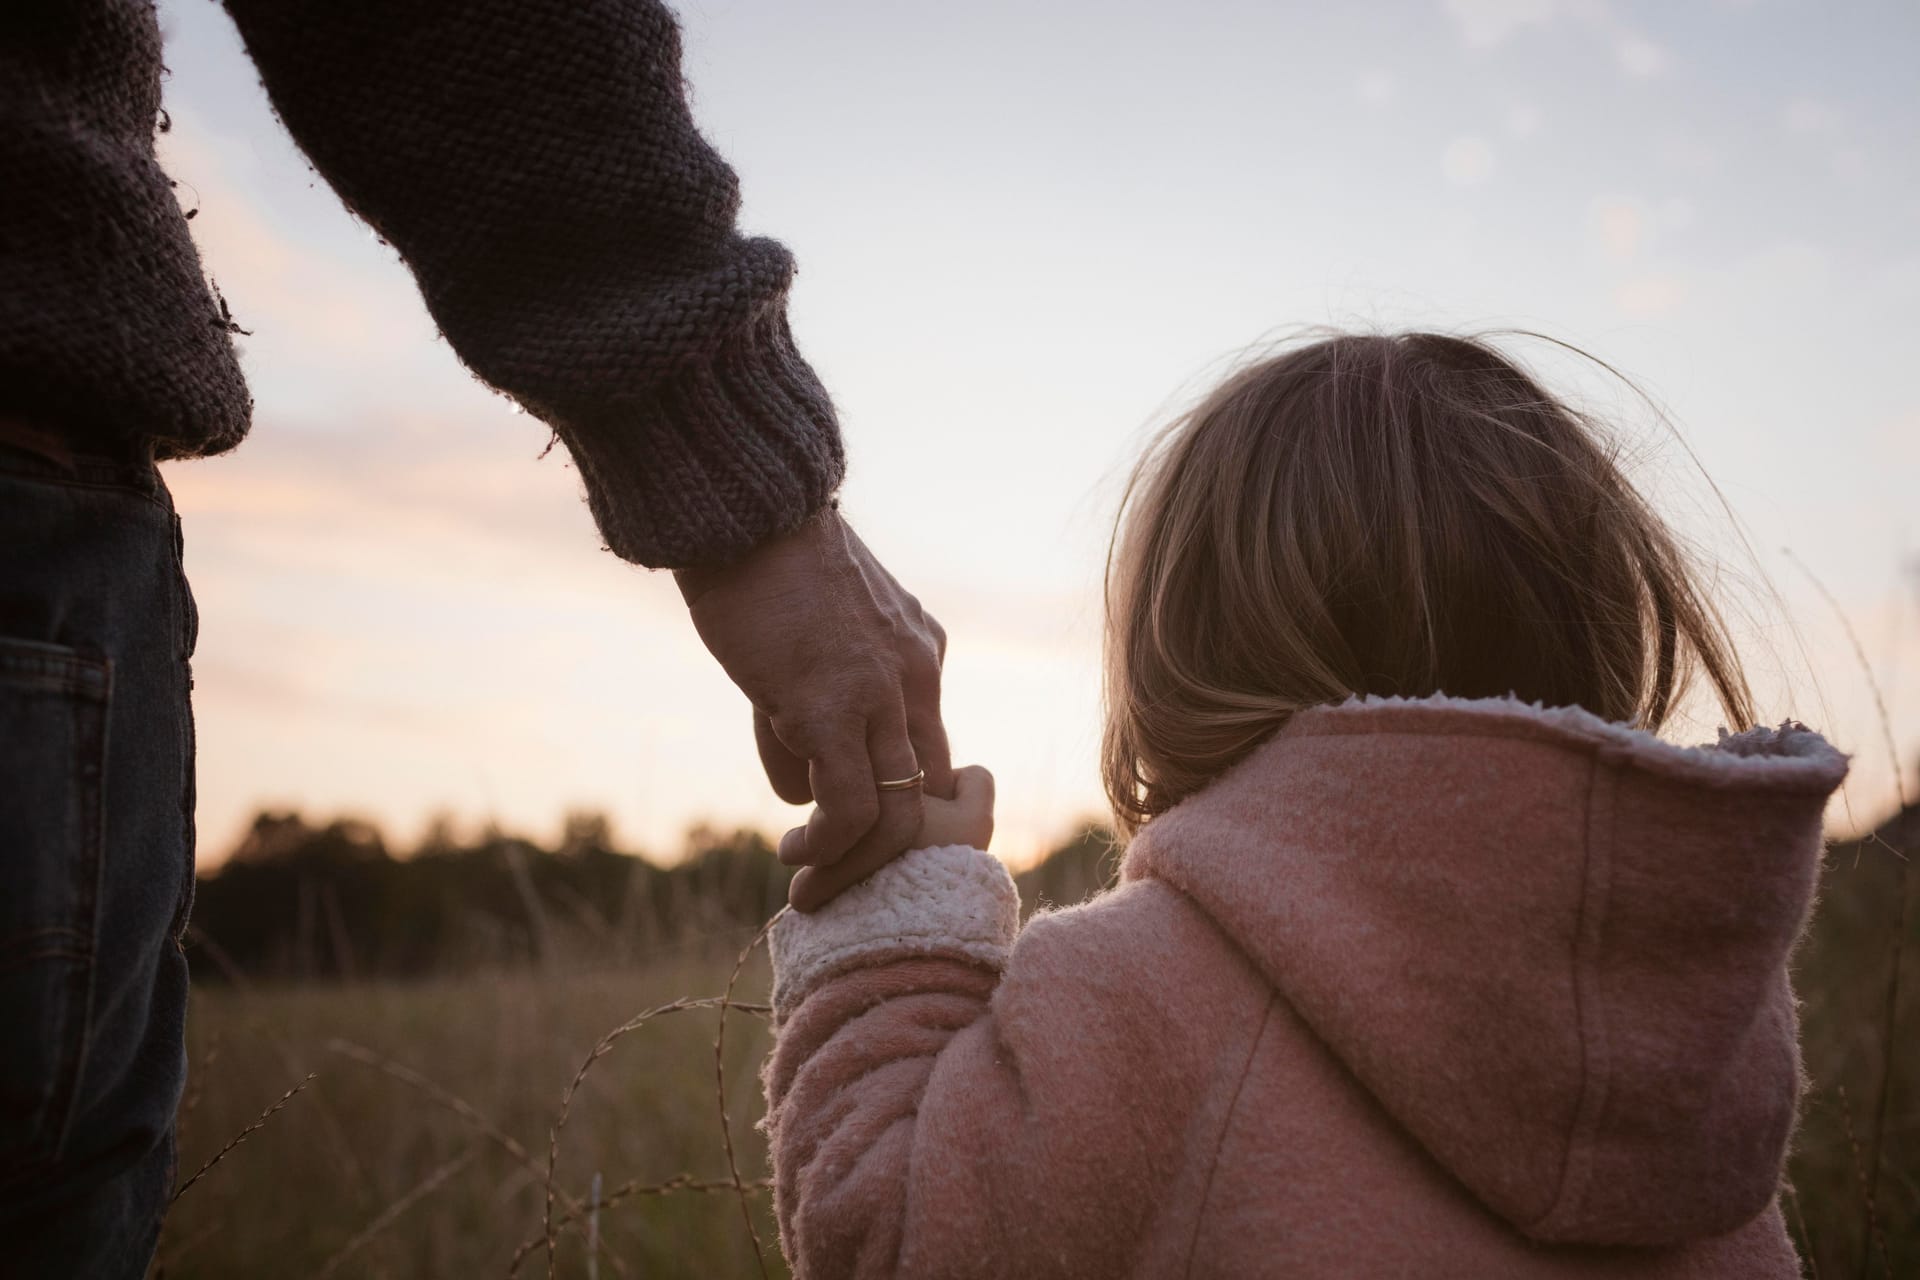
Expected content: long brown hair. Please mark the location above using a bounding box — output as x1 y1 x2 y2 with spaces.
1102 331 1754 836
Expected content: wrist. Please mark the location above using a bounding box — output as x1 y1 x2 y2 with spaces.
673 503 844 607
671 561 724 608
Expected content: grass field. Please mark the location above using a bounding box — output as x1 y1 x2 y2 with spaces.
152 825 1915 1279
154 945 789 1280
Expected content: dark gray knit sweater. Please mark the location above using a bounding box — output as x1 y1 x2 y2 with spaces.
0 0 844 568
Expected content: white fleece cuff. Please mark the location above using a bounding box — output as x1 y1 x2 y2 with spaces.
770 844 1019 1019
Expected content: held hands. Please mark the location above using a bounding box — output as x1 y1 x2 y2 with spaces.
675 509 952 911
790 765 996 910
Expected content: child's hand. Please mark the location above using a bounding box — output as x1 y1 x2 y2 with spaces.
788 766 994 911
912 764 994 851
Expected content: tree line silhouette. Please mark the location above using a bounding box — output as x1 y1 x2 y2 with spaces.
187 810 1119 982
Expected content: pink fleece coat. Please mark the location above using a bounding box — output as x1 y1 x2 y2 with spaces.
762 695 1848 1279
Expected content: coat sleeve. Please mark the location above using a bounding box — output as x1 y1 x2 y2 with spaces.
219 0 843 569
763 845 1245 1279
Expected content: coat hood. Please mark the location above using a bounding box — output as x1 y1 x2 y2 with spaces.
1122 694 1847 1247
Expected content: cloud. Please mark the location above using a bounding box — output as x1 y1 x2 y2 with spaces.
1443 136 1497 185
1614 34 1671 77
1590 196 1698 298
1354 69 1398 107
1593 198 1646 261
1657 195 1697 233
1505 104 1546 139
1879 411 1920 463
1442 0 1558 48
1832 145 1872 181
166 410 596 569
1734 240 1834 291
1443 0 1671 78
1615 274 1687 315
1784 97 1844 137
1777 99 1877 182
1656 134 1722 176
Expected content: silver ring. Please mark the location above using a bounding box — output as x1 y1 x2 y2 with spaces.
875 769 926 792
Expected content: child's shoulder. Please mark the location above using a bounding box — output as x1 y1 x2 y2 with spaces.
1002 877 1267 1021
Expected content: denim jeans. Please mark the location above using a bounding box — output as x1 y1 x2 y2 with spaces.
0 443 195 1278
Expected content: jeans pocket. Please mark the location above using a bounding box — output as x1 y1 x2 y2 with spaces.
0 638 110 1185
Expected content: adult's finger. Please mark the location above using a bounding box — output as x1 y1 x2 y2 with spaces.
755 709 813 805
774 724 878 867
787 809 911 911
786 859 844 913
906 612 952 798
786 708 925 910
905 704 953 801
860 701 925 861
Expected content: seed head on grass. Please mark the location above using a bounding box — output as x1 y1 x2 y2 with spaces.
539 993 762 1278
508 1174 772 1276
540 911 783 1280
171 1072 317 1204
715 910 786 1280
326 1037 629 1277
311 1146 481 1280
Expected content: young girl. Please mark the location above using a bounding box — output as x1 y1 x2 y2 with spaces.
761 332 1847 1279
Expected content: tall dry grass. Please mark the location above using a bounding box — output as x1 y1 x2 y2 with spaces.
152 942 788 1279
147 781 1914 1276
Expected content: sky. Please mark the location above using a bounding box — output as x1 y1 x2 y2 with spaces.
152 0 1920 867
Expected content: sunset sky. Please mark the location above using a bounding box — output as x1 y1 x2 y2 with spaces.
153 0 1919 867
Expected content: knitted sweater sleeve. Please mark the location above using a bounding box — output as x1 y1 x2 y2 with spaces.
219 0 844 569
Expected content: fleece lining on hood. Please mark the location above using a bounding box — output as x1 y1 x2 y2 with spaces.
1122 694 1848 1248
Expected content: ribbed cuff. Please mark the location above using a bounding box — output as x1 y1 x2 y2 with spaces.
557 310 846 569
770 845 1021 1021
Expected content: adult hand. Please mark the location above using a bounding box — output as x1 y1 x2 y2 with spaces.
788 765 994 912
675 509 952 890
